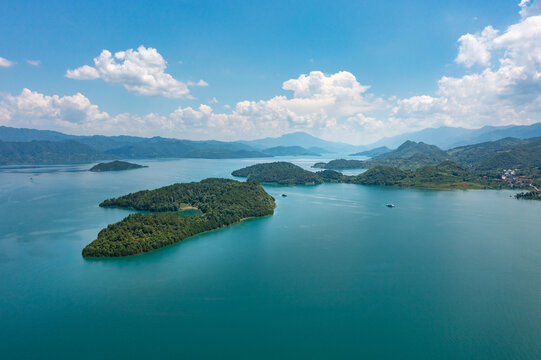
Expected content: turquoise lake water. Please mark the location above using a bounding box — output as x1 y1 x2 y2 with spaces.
1 157 541 359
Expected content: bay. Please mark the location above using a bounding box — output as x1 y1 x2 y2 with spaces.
1 157 541 359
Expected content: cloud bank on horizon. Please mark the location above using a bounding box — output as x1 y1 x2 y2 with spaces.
1 1 541 144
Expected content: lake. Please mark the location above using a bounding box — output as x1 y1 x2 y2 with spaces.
1 157 541 359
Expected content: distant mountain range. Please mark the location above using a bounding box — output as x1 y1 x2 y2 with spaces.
350 146 391 157
0 126 326 165
2 123 541 165
363 123 541 150
238 132 356 153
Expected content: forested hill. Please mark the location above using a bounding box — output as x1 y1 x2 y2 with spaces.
231 162 344 185
83 178 276 257
349 160 495 189
315 137 541 180
231 161 492 189
378 140 446 160
314 141 447 170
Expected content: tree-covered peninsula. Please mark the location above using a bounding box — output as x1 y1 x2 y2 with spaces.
83 178 276 257
89 160 147 172
233 161 497 190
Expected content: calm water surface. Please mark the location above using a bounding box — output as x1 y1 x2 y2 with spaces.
1 158 541 359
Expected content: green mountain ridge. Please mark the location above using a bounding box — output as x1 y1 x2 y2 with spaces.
232 161 496 190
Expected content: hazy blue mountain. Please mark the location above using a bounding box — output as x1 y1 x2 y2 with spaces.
350 146 391 157
262 146 320 156
378 140 446 159
0 126 269 162
240 131 355 153
316 141 447 170
365 123 541 149
103 138 268 159
0 140 113 165
0 126 74 142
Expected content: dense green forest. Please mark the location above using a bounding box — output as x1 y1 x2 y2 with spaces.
313 159 364 169
314 137 541 187
350 161 496 189
232 162 345 184
83 178 276 257
89 160 147 172
233 161 497 190
233 162 322 184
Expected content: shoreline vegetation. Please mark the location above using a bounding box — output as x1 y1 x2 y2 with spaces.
232 161 499 190
82 178 276 257
515 191 541 200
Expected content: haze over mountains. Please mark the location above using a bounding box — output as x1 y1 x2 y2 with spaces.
2 123 541 165
365 123 541 150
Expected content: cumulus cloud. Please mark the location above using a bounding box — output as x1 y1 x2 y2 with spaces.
4 2 541 145
519 0 541 17
0 57 15 67
392 1 541 132
455 26 498 67
65 46 206 98
0 89 110 132
66 65 99 80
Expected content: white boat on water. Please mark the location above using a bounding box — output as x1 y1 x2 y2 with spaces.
386 203 395 208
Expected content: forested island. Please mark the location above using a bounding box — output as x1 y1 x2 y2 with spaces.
233 161 498 190
83 178 276 257
89 160 147 172
231 162 343 185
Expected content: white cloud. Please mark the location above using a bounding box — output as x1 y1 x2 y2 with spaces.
66 65 99 80
65 46 206 98
5 2 541 145
209 97 219 104
0 89 110 132
0 57 15 67
519 0 541 17
26 59 41 66
455 26 498 67
392 1 541 132
0 71 387 142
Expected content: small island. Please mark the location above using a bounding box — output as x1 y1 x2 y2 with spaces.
515 190 541 200
82 178 275 257
89 160 147 172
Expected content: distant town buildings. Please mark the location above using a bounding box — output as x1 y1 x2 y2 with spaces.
501 169 534 189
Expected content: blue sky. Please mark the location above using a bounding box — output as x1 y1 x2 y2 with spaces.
1 0 539 144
